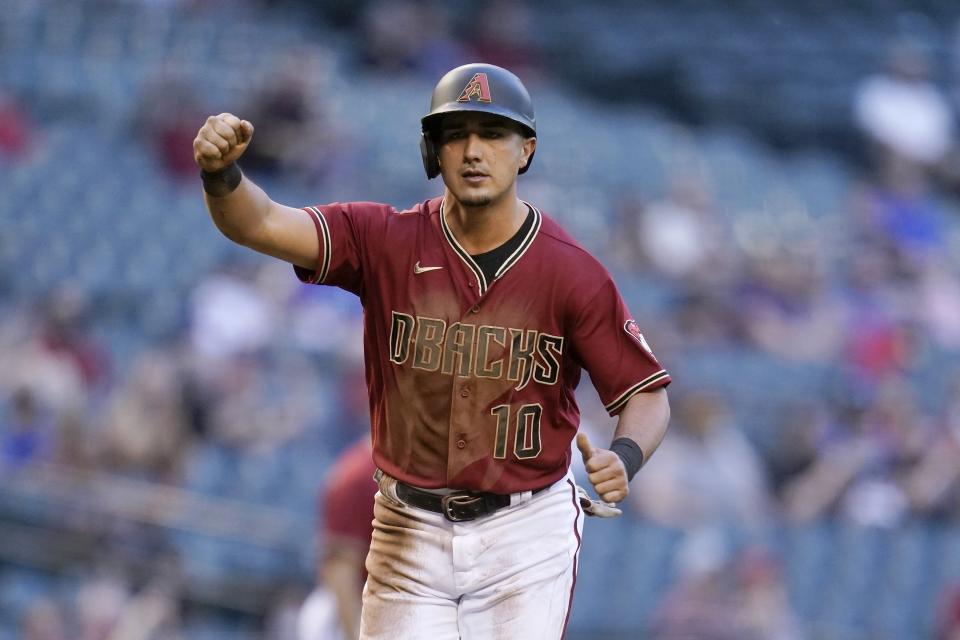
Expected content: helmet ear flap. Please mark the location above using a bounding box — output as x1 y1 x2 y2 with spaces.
420 132 440 179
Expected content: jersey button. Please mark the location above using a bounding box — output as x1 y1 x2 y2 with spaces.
459 386 470 398
456 439 466 449
471 305 480 314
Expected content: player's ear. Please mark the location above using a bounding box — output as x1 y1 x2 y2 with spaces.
520 136 536 171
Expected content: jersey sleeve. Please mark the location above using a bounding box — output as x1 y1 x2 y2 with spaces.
570 278 671 416
294 201 393 295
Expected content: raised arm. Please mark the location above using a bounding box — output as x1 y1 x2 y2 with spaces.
193 113 319 270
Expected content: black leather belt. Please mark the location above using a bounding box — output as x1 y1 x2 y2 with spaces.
394 481 551 522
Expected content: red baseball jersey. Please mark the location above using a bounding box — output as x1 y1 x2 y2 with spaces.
295 197 670 493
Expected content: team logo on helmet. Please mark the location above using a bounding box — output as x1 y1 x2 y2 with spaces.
624 320 653 354
457 73 492 103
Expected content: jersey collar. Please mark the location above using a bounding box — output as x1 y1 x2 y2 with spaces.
439 200 542 296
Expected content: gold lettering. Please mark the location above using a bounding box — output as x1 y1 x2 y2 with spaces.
507 328 538 391
441 322 476 377
412 317 446 371
533 334 563 385
475 326 506 378
389 311 415 365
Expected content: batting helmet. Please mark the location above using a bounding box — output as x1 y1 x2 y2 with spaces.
420 63 536 179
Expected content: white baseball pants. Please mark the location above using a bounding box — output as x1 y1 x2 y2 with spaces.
359 473 585 640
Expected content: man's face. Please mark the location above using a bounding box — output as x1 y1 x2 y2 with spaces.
436 113 536 208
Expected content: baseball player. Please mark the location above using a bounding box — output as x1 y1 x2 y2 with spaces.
194 63 671 639
300 436 378 640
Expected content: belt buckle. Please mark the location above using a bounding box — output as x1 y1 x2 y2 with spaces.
441 493 483 522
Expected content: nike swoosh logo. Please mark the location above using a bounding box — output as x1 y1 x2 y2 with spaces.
414 261 444 274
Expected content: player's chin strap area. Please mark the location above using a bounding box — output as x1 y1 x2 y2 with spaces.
575 485 622 518
374 469 552 522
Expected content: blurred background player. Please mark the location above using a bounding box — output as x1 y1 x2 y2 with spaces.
299 436 377 640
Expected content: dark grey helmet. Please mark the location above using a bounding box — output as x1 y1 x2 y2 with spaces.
420 63 536 179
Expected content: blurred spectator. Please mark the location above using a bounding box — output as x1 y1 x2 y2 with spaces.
638 174 729 285
357 0 427 73
0 310 73 416
186 261 328 453
629 391 773 529
267 588 307 640
414 2 475 79
76 572 129 640
649 528 742 640
107 580 183 640
241 50 351 186
20 598 66 640
783 377 929 526
853 171 947 275
732 547 803 640
37 288 111 391
299 436 377 640
205 356 276 450
917 256 960 349
850 379 931 516
854 41 954 173
53 409 99 470
355 1 470 78
609 192 647 271
837 239 919 387
903 374 960 519
735 246 844 362
3 288 112 415
670 284 743 349
651 533 802 640
288 284 365 360
99 350 190 481
1 387 54 468
464 0 543 79
137 69 207 180
189 260 277 363
764 401 832 504
0 91 34 161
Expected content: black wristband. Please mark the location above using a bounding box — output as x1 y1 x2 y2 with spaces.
610 437 645 482
201 163 243 197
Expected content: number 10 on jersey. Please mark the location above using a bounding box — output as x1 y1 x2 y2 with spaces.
490 403 543 460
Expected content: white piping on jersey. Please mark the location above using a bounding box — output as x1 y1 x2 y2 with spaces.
604 370 670 415
439 201 542 295
305 206 331 284
495 204 542 279
440 201 487 292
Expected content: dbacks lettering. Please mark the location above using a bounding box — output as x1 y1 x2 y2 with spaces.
389 311 562 390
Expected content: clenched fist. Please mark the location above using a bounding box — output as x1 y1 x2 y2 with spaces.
193 113 254 173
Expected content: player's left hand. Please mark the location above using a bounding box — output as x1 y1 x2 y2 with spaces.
576 432 628 504
575 485 622 518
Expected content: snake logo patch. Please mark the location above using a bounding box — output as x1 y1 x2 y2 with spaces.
457 73 492 103
624 319 652 354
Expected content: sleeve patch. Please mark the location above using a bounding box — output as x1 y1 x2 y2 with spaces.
624 319 653 355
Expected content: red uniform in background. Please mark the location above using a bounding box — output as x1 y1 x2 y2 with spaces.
300 437 377 640
321 437 378 559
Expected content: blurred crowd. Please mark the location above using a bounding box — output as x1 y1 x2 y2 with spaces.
3 0 960 638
